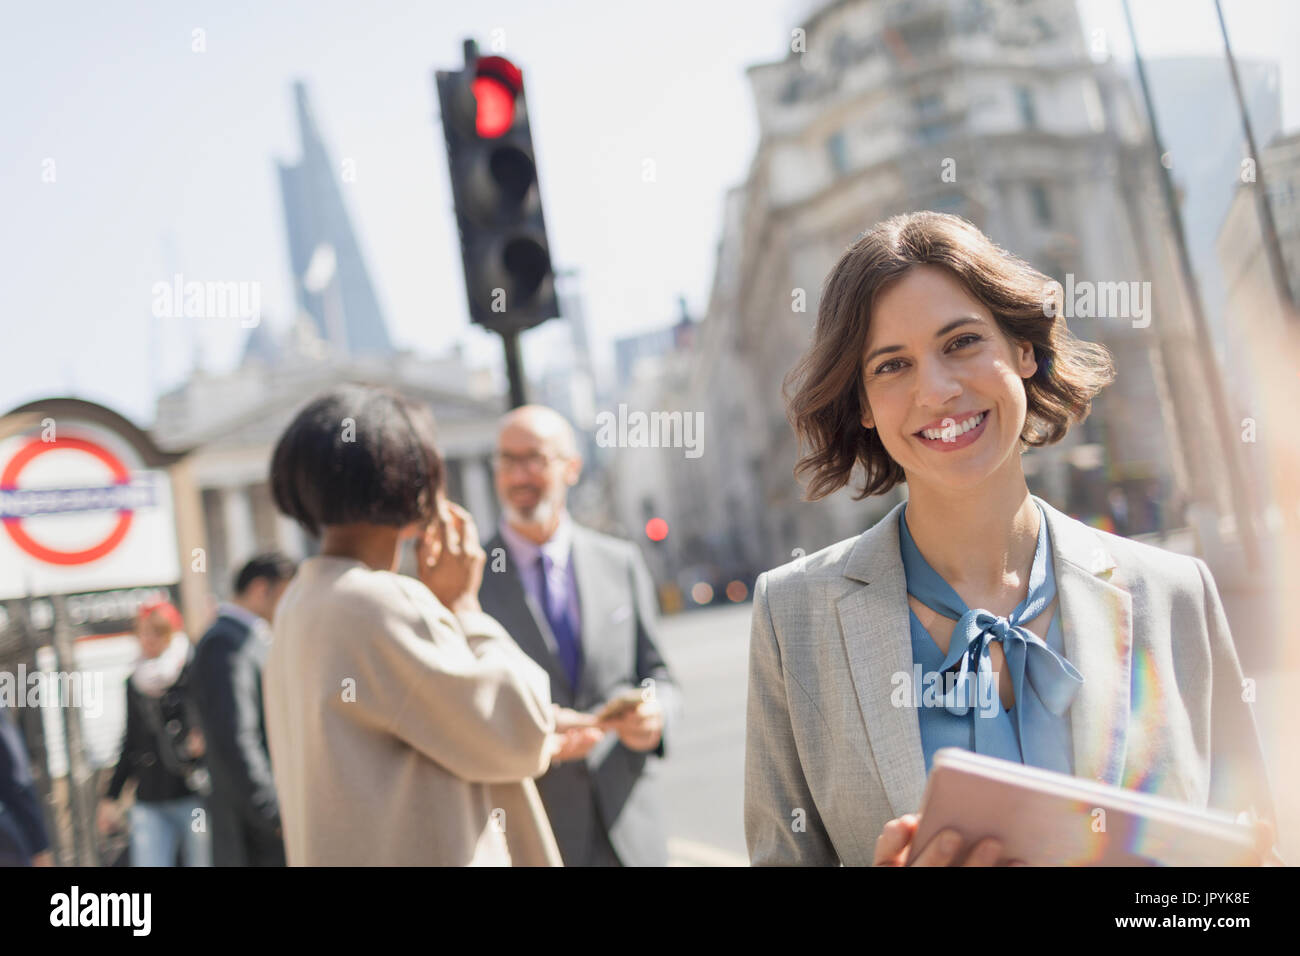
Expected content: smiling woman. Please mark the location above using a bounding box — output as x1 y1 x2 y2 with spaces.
744 212 1280 867
784 211 1114 502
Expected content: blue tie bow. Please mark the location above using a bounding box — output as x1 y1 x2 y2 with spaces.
900 502 1084 757
936 607 1083 721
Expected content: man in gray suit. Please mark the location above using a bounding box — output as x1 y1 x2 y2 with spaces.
479 405 677 867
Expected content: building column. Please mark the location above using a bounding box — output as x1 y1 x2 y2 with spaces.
461 455 496 534
275 513 305 559
221 486 256 571
168 457 209 639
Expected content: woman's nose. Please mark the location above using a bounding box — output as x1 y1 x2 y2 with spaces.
914 357 962 407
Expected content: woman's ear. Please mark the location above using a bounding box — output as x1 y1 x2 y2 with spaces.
858 380 874 429
1018 341 1038 379
563 454 583 487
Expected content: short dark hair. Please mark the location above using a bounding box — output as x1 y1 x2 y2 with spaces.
233 552 297 596
785 211 1116 500
270 384 445 537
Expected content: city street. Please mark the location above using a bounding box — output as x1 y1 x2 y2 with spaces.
5 0 1298 887
657 603 752 866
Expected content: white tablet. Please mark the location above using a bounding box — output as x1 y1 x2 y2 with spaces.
909 747 1259 866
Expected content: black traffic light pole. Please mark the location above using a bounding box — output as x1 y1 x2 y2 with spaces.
502 329 527 409
435 39 559 413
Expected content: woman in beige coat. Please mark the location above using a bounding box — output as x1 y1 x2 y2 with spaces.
264 385 585 865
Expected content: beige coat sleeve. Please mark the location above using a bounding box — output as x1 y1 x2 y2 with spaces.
486 778 563 867
345 575 557 784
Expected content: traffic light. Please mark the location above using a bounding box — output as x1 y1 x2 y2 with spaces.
436 40 559 336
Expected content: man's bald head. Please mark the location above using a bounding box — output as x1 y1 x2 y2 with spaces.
497 405 579 459
493 405 583 541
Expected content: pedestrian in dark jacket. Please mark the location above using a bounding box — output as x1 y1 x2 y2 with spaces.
98 601 211 866
192 553 295 867
1 701 52 866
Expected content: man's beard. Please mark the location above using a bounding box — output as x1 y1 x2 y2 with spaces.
504 492 557 528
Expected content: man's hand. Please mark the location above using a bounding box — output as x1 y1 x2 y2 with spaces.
599 699 663 753
95 799 120 836
550 727 606 763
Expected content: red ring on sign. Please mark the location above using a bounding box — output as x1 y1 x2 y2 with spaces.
1 437 134 566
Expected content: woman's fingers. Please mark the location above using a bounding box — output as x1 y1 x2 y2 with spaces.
873 814 918 866
445 501 481 554
420 518 446 568
424 496 450 557
872 818 1007 867
909 828 964 867
440 501 462 554
962 837 1003 866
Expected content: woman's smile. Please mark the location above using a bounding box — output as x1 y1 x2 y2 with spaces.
913 408 991 452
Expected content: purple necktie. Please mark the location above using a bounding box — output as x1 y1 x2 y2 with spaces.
538 553 581 689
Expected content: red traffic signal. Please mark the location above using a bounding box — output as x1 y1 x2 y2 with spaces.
436 40 559 336
472 56 523 138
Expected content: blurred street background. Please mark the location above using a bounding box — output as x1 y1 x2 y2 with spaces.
3 0 1299 865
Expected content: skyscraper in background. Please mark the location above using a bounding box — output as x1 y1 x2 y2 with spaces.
152 82 502 603
277 81 394 358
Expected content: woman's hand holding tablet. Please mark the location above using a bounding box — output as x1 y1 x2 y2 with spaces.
873 812 1023 866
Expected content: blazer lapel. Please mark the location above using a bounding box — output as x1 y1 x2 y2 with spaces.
484 532 575 698
834 494 1135 817
568 527 607 704
837 498 929 818
1036 496 1133 787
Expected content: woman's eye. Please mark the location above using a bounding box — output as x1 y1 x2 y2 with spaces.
873 335 981 375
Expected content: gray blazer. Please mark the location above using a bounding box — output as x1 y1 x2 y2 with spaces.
745 494 1277 865
480 524 678 866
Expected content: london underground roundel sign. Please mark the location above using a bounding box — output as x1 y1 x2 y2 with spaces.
0 422 179 600
1 436 140 565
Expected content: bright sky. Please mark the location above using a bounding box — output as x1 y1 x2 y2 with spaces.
2 0 1297 426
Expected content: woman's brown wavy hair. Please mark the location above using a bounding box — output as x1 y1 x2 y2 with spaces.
784 211 1116 500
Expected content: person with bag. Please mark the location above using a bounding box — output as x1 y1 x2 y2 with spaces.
98 601 212 867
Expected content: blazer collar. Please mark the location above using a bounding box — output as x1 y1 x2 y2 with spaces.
484 530 573 696
497 512 576 572
485 524 605 702
836 493 1133 818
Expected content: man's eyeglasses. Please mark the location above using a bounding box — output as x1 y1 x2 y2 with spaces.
491 451 566 474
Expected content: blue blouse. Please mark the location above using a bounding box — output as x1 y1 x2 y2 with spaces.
898 500 1084 775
